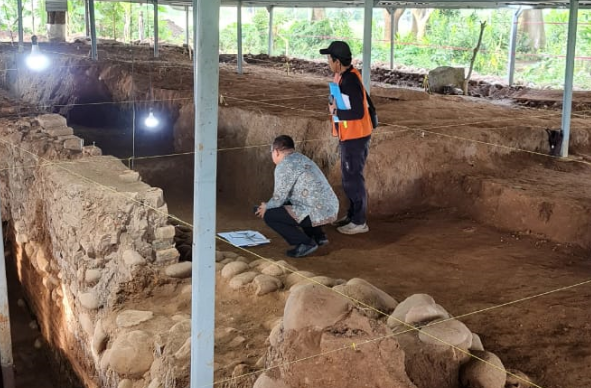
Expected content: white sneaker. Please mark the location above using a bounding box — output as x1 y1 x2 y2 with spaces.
337 222 369 235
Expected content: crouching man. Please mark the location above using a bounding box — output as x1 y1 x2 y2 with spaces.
255 135 338 258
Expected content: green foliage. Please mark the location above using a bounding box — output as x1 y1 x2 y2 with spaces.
67 0 86 36
376 9 513 76
1 3 591 89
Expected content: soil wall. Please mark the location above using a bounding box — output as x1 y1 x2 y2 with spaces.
3 47 591 250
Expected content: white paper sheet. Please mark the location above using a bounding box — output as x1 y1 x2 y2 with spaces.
217 230 271 247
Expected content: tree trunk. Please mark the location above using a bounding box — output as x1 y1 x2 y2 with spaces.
124 5 132 42
312 8 325 21
47 11 66 42
383 9 404 41
138 10 144 41
411 9 434 40
519 9 546 51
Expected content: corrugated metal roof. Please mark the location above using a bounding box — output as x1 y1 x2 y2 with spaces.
103 0 591 9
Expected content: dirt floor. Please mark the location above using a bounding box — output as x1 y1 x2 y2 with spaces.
3 42 591 388
146 64 591 387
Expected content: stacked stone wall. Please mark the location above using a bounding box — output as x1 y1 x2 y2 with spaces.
0 114 180 387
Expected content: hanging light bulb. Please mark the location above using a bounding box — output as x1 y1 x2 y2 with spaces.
144 109 160 129
26 35 50 71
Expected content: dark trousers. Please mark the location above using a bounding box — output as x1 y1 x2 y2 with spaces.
264 207 325 246
340 135 370 225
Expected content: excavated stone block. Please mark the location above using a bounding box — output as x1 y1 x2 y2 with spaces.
92 320 108 355
119 170 140 183
108 330 154 378
152 239 174 250
84 269 102 285
63 137 83 151
79 292 100 310
418 318 473 349
143 188 164 208
254 274 283 296
155 225 176 240
117 380 133 388
388 293 436 328
283 284 352 331
165 262 192 278
427 66 465 94
83 145 102 156
460 350 506 388
221 261 250 279
471 333 485 351
122 250 146 267
155 248 180 264
36 114 67 130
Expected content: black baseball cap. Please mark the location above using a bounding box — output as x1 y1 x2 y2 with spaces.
319 41 352 62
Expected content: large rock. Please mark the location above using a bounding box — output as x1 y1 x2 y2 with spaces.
388 293 436 329
261 260 296 276
79 292 99 310
405 304 449 325
63 137 83 151
229 271 258 289
253 274 283 296
108 331 154 377
283 284 352 331
92 319 108 355
460 350 506 388
427 66 465 94
264 289 417 388
333 278 398 319
398 331 470 388
221 261 250 279
165 262 192 278
418 318 473 350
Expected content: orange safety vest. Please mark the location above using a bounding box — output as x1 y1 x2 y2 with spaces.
331 67 373 141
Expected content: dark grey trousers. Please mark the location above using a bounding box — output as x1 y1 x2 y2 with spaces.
340 135 370 225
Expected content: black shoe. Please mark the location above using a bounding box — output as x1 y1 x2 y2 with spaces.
331 216 351 227
315 235 329 246
286 242 319 258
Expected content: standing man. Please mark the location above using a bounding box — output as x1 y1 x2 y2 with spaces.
256 135 339 258
320 41 373 235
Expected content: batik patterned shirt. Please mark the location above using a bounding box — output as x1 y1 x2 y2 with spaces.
266 152 338 226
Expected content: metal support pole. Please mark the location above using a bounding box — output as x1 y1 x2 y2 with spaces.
185 6 190 46
89 0 98 60
507 7 522 86
84 0 90 37
389 8 396 70
0 195 15 388
190 0 219 385
154 0 159 58
560 0 579 158
362 0 373 93
237 1 243 74
267 6 274 56
17 0 24 51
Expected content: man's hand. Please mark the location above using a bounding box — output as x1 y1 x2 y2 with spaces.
328 101 337 115
255 202 267 218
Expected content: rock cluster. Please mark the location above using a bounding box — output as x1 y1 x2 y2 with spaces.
212 250 532 388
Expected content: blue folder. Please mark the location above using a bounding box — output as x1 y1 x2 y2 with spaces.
329 82 348 110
